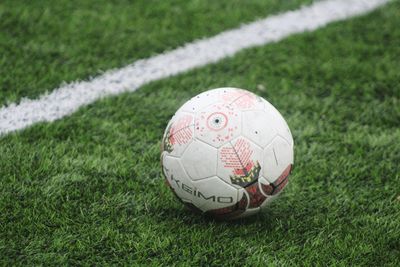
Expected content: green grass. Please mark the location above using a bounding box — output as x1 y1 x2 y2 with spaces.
0 0 311 106
1 1 400 266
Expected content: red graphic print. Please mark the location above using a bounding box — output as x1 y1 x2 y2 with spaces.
220 138 253 171
221 90 257 109
221 90 245 103
169 115 193 145
234 162 254 176
220 138 261 187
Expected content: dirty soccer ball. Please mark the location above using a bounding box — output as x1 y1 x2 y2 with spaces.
161 88 294 219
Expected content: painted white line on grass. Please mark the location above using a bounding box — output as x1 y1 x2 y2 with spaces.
0 0 389 135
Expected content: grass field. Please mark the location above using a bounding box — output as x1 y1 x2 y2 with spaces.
0 0 311 105
1 0 400 266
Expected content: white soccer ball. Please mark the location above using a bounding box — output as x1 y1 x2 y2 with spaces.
161 88 294 219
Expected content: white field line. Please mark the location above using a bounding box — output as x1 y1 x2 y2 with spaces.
0 0 390 135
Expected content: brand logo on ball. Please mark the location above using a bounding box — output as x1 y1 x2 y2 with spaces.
220 138 261 187
170 175 234 204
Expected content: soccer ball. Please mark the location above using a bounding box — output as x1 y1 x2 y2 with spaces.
161 88 294 219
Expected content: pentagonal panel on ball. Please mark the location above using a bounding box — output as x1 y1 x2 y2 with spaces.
191 176 239 211
181 139 217 180
262 136 293 184
242 110 278 148
217 137 263 187
194 102 241 148
162 112 195 157
162 153 195 202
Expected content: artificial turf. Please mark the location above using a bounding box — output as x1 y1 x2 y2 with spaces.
0 0 311 106
1 1 400 266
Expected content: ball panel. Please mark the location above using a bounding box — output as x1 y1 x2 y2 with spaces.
162 154 196 202
194 102 241 148
181 140 217 180
217 137 263 187
242 110 278 148
262 136 293 183
191 176 239 211
217 137 262 187
260 164 292 196
162 112 195 157
221 88 264 110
